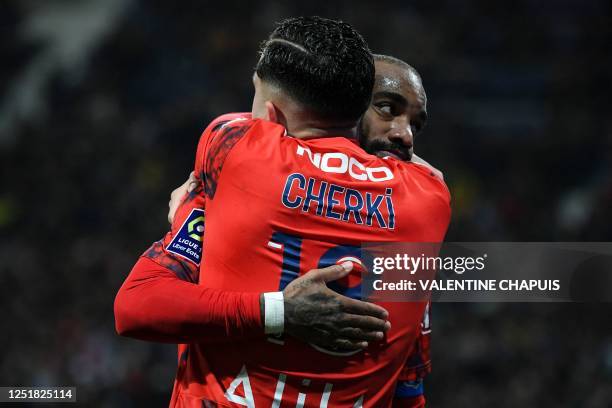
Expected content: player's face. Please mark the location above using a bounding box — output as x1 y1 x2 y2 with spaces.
359 61 428 161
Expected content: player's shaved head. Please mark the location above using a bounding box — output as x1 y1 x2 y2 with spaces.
255 16 374 123
359 55 428 162
373 54 427 106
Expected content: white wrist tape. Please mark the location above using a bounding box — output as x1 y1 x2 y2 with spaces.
263 292 284 335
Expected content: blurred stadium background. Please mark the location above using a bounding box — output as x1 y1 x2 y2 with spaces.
1 0 611 406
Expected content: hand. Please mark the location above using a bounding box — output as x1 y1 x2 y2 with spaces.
283 261 390 351
168 172 199 224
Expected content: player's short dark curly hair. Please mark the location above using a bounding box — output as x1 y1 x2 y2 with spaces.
255 16 374 123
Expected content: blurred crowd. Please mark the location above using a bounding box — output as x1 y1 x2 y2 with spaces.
1 0 610 406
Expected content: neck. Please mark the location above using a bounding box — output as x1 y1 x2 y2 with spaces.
289 125 358 140
283 114 359 140
261 92 359 139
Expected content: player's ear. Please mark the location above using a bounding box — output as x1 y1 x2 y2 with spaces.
264 101 278 123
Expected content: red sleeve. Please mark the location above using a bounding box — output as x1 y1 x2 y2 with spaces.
114 256 263 343
114 113 263 344
398 302 432 382
391 303 431 407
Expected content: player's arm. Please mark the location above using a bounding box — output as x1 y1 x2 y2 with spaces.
391 354 428 408
115 231 380 346
114 256 263 343
391 302 432 407
391 357 428 408
114 118 267 343
114 175 265 343
114 115 264 343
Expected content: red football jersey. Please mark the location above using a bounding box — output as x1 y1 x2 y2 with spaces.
168 114 450 407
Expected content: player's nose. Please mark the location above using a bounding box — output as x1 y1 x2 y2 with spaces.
388 117 413 148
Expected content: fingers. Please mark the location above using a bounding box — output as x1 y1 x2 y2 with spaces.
168 173 197 224
331 338 369 351
187 171 198 192
340 296 389 320
173 174 195 199
301 321 386 351
339 314 391 332
313 330 369 351
305 262 353 283
337 327 385 342
178 179 191 195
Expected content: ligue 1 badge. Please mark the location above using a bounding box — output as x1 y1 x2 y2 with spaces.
166 208 205 265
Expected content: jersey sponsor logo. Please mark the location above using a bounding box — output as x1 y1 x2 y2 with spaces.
166 208 204 265
281 173 396 229
296 145 394 182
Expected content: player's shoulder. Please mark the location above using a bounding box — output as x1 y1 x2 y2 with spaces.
203 113 289 141
410 154 444 181
205 112 253 133
196 113 256 153
400 159 451 202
